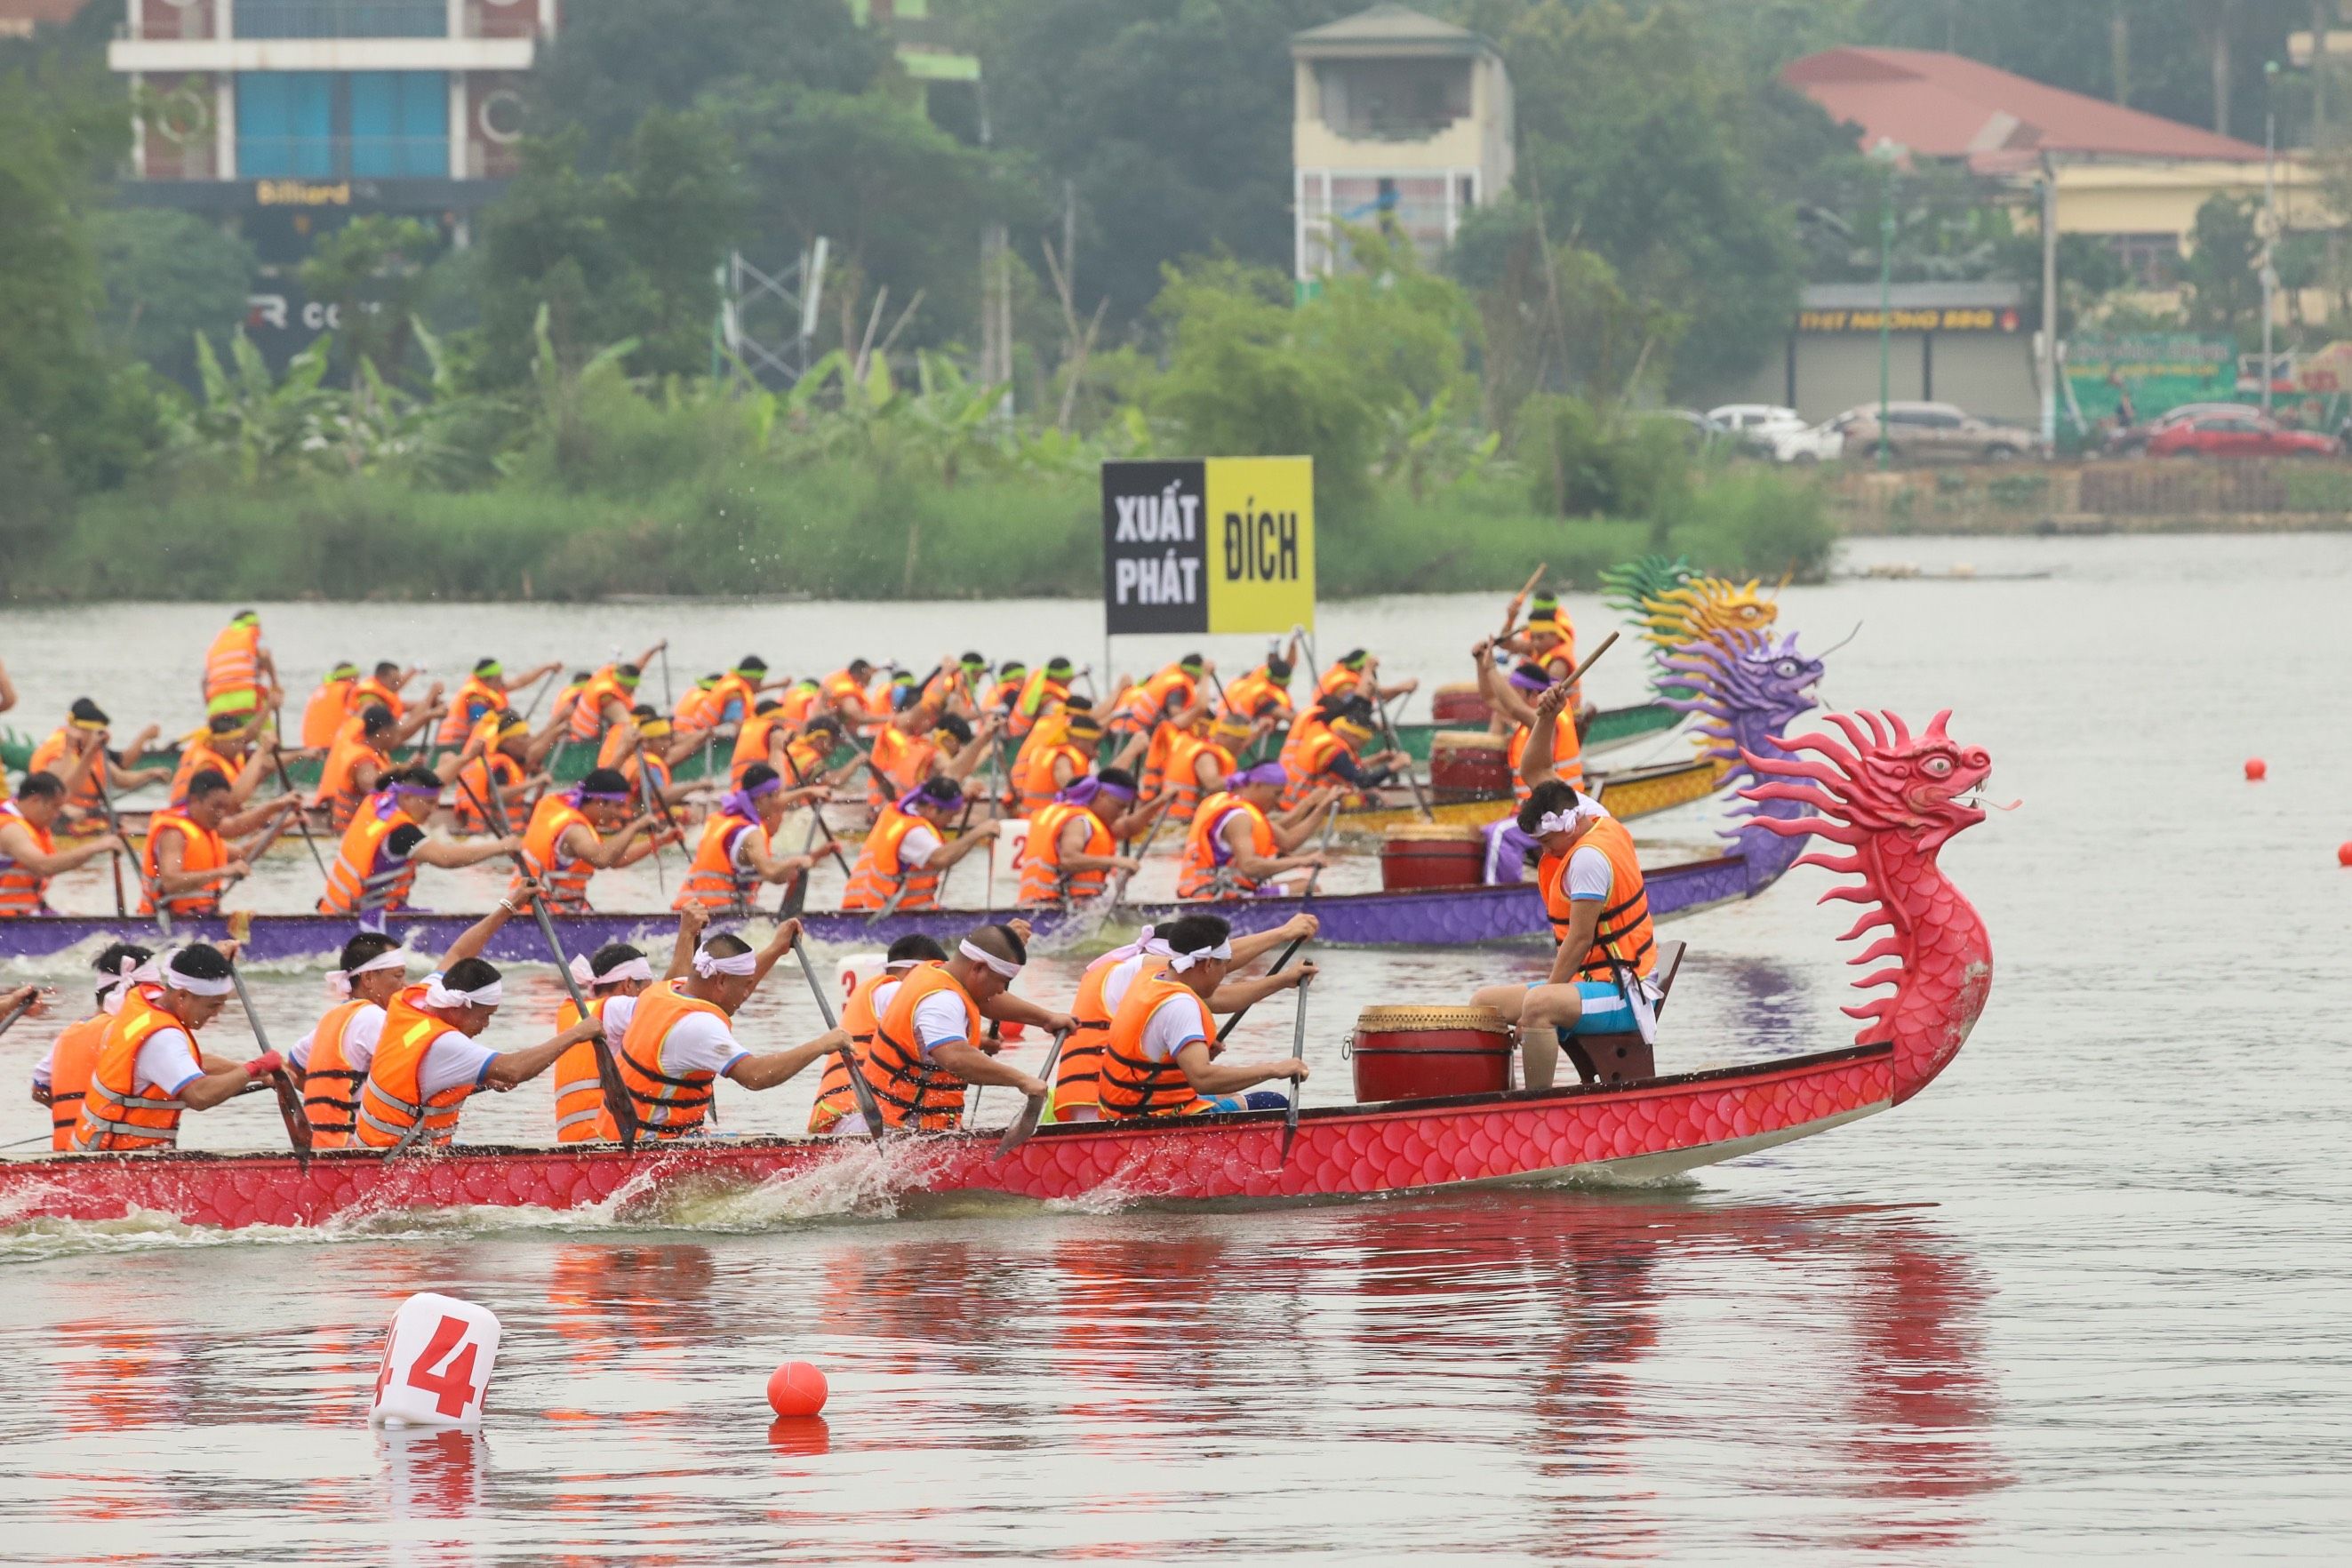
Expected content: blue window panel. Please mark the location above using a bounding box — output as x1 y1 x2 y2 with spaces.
349 71 445 177
238 73 334 177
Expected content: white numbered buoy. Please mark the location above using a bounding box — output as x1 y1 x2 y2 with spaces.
369 1292 501 1430
837 953 884 1000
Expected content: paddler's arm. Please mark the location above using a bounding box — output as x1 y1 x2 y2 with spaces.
1522 681 1572 791
564 820 652 869
411 833 523 869
725 1028 852 1091
506 661 563 693
1110 792 1169 841
436 896 523 972
940 715 1001 781
978 992 1076 1036
1226 915 1317 968
666 906 708 980
0 657 13 713
1268 790 1338 852
924 820 999 870
116 724 162 769
1209 960 1317 1014
1054 816 1138 877
153 829 251 895
927 1040 1048 1098
629 642 668 675
0 819 125 876
1172 1037 1308 1096
55 737 104 798
1228 813 1324 879
1546 892 1603 988
484 1015 605 1089
228 729 278 805
745 919 805 991
218 791 302 839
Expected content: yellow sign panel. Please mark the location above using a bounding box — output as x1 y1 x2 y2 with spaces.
1202 456 1316 635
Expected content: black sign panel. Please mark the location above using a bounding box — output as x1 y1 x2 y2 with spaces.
1101 460 1209 634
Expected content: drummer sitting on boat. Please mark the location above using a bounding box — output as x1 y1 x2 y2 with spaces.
1468 682 1658 1091
1175 762 1333 900
1098 916 1309 1117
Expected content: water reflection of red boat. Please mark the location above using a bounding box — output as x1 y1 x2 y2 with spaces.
0 708 1994 1231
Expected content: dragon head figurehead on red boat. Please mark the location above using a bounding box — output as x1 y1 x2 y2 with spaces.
1737 708 1993 1105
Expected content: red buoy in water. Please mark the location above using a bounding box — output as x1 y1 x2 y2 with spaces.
2338 843 2352 868
766 1361 829 1417
2245 758 2268 781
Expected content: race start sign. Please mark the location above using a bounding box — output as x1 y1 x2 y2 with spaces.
1101 458 1316 635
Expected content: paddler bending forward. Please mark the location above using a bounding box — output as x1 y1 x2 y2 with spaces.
847 922 1074 1133
1468 681 1658 1090
1097 916 1310 1117
70 942 285 1152
1174 761 1332 900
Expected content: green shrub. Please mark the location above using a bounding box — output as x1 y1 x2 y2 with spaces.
1661 469 1836 583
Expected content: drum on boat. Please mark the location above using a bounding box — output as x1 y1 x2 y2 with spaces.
1379 823 1487 891
1429 682 1489 726
1428 730 1508 801
1350 1005 1513 1103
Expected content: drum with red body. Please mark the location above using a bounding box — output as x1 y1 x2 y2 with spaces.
1380 823 1487 891
1429 682 1489 726
1351 1005 1513 1102
1428 731 1508 801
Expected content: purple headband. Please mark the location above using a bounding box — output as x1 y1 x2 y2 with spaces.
566 784 633 806
718 774 783 820
1058 775 1135 809
1235 760 1289 788
1508 663 1550 694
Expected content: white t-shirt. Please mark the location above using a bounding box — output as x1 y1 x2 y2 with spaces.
1137 991 1210 1065
910 989 971 1057
601 992 748 1077
1100 951 1153 1015
132 1026 204 1097
418 1029 501 1100
291 1003 386 1073
900 824 942 868
1565 844 1612 902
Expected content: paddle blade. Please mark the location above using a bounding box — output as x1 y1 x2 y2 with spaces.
995 1092 1046 1162
270 1069 314 1156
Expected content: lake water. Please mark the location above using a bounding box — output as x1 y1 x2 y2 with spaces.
2 534 2348 1562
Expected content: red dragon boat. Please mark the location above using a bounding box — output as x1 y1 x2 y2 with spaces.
0 708 1993 1230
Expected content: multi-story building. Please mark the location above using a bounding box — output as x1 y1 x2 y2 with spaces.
1291 3 1513 284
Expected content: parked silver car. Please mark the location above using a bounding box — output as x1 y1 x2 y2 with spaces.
1834 401 2036 462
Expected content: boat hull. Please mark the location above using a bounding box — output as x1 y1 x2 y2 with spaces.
0 1045 1892 1229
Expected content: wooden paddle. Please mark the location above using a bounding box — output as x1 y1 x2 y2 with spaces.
0 990 40 1042
777 740 856 881
92 775 166 936
452 770 642 1150
994 1026 1070 1161
791 934 886 1140
1280 970 1314 1160
225 960 311 1156
629 735 679 901
1500 563 1548 640
266 708 333 885
1373 694 1433 822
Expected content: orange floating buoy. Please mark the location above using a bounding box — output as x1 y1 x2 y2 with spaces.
2338 843 2352 868
2245 758 2268 780
766 1360 829 1417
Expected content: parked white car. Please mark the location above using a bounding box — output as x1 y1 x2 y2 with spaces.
1704 404 1844 464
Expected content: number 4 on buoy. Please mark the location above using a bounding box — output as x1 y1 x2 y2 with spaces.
369 1292 501 1429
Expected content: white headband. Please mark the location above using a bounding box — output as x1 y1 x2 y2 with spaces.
573 953 654 988
1108 924 1177 964
692 946 759 979
100 955 156 1015
423 976 503 1009
1534 791 1611 835
884 956 928 972
958 940 1023 980
163 955 235 998
1166 940 1233 973
328 948 411 997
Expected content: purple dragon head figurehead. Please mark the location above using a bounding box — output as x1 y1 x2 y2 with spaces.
1661 628 1826 886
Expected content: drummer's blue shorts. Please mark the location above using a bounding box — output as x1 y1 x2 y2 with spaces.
1204 1091 1293 1112
1555 980 1636 1039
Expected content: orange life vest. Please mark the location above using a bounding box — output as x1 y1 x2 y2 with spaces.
1177 792 1274 899
1098 972 1213 1119
140 806 228 917
616 979 733 1139
674 684 724 733
1108 664 1196 734
302 679 356 748
865 726 926 812
1277 707 1329 780
0 799 57 916
348 676 404 722
730 711 785 786
568 668 632 742
300 998 377 1148
807 969 893 1133
27 729 106 812
1316 660 1365 700
317 796 420 916
776 681 822 728
1281 726 1362 812
1538 817 1656 983
1014 741 1088 816
519 793 598 912
553 994 620 1143
315 716 388 830
73 986 196 1151
438 676 505 747
820 669 871 726
44 1012 107 1149
1007 671 1068 739
1053 951 1169 1120
453 716 524 834
356 986 479 1149
840 804 946 912
169 737 245 804
204 620 263 713
1221 666 1292 726
1019 801 1111 907
1507 719 1585 796
776 732 830 790
1161 731 1234 825
858 964 980 1131
676 809 765 911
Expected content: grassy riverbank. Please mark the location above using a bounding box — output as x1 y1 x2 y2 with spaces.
16 464 1834 603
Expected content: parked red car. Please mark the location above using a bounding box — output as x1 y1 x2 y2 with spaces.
2144 412 2336 459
